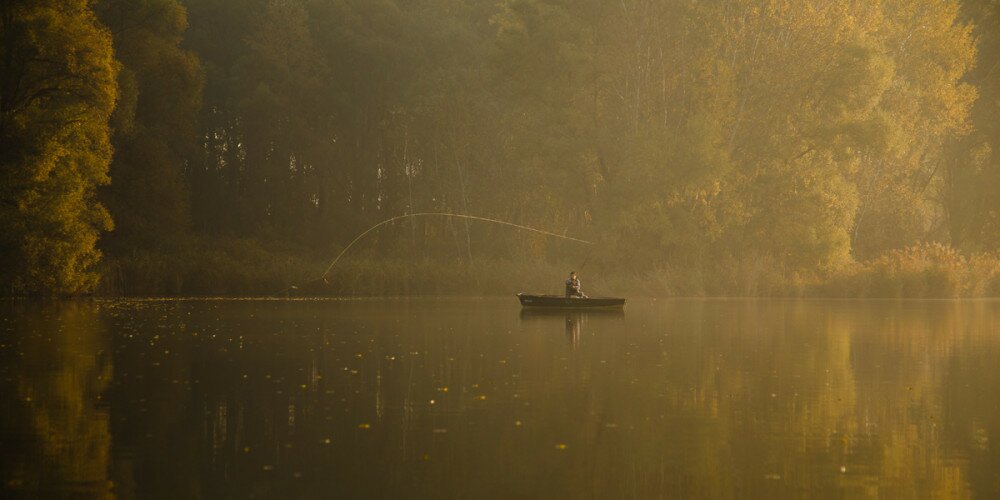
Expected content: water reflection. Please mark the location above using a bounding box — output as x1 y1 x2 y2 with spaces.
0 299 998 498
566 314 579 348
519 309 625 348
0 302 113 498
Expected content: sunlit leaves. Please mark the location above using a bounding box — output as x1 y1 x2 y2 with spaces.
0 0 118 294
162 0 987 297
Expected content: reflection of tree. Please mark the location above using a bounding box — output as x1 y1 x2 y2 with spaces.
564 301 864 497
4 302 113 498
3 300 987 497
845 302 971 498
515 300 995 498
945 346 1000 498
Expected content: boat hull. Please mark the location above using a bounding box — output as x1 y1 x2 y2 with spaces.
516 293 625 309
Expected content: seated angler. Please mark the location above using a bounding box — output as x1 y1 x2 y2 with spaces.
565 271 586 298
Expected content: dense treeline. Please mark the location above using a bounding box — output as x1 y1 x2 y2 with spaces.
2 0 999 296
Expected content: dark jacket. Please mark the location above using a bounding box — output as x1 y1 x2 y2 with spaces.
565 277 581 297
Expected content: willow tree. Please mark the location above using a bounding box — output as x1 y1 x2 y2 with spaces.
0 0 118 295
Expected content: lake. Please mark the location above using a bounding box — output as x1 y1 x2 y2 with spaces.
1 298 999 498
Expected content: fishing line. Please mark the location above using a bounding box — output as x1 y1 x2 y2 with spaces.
320 212 595 280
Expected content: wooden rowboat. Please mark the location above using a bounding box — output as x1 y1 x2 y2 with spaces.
516 293 626 309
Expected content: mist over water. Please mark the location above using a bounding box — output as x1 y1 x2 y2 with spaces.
2 299 998 498
4 1 1000 498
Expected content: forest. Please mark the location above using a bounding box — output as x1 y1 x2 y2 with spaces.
2 0 999 297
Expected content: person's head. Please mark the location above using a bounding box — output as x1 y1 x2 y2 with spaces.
570 271 577 278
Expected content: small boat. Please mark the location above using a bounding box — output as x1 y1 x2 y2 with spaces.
516 293 626 309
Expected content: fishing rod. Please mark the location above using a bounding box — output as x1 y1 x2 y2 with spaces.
320 212 595 281
274 212 596 295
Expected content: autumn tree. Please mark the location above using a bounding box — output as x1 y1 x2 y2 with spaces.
946 0 1000 251
0 0 117 294
850 0 976 258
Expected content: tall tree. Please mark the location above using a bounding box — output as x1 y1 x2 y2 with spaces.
95 0 204 252
850 0 976 258
0 0 118 294
946 0 1000 251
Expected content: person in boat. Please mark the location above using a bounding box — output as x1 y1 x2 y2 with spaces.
565 271 587 298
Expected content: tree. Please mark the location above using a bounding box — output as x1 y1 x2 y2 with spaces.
0 0 118 294
945 0 1000 251
850 0 976 258
95 0 204 252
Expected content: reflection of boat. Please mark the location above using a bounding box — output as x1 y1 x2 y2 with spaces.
518 308 625 320
516 293 626 310
519 308 624 348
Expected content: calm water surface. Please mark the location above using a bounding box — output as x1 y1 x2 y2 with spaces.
1 298 999 499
